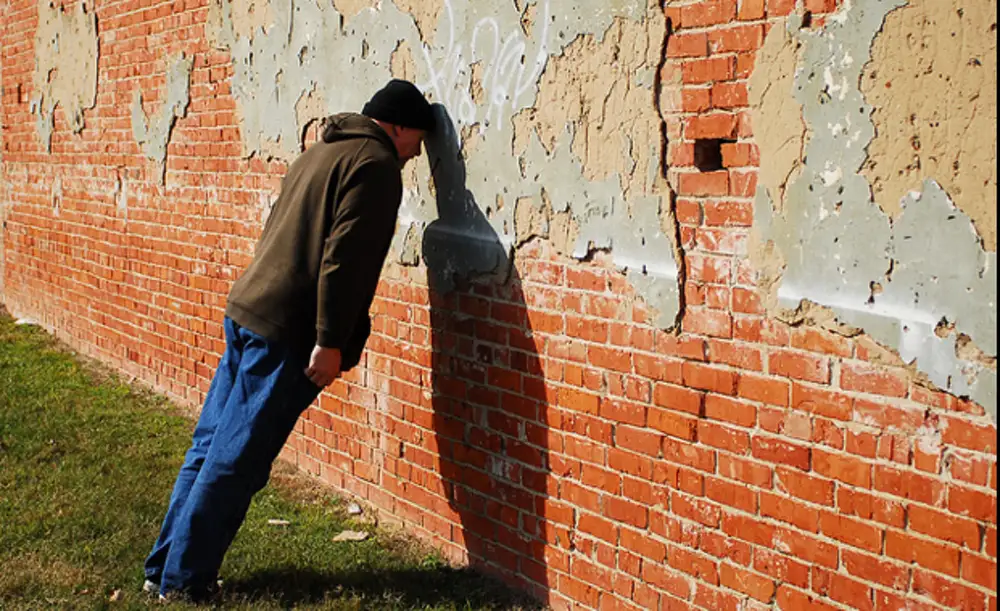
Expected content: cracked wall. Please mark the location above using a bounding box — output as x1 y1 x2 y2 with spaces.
31 0 98 151
750 2 997 419
207 0 681 328
131 53 193 184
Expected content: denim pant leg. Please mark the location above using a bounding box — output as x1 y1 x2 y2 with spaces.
144 317 243 583
160 324 320 594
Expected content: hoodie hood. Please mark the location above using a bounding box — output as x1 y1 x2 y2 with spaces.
321 112 398 159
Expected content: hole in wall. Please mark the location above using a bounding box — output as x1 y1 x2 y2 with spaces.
693 138 735 172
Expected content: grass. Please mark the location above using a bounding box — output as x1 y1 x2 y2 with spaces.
0 308 539 610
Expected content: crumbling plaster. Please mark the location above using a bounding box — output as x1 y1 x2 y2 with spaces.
31 0 99 151
131 53 194 184
750 2 997 419
208 0 682 327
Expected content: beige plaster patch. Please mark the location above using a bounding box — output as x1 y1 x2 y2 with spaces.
393 0 443 45
748 21 806 211
331 0 376 20
390 40 418 83
32 0 98 148
862 0 997 250
517 5 665 200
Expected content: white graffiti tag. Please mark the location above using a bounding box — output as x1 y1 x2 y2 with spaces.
420 0 551 132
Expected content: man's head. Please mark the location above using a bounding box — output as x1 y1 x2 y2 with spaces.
362 79 435 164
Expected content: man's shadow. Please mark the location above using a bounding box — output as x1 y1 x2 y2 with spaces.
422 106 555 604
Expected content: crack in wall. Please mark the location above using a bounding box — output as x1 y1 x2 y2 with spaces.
31 0 98 151
131 53 193 184
750 3 997 419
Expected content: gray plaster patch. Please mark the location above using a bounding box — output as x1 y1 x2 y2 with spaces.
132 53 193 183
753 2 997 419
213 0 680 327
31 0 99 151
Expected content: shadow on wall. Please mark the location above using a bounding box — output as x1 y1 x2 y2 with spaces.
423 105 556 603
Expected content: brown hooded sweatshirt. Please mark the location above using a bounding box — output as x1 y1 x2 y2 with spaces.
225 113 402 368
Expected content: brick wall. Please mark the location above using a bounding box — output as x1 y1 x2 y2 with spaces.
1 0 996 610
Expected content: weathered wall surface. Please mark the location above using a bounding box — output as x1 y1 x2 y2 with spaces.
750 2 997 419
0 0 997 609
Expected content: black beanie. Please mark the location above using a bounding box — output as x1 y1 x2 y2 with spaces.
362 79 436 132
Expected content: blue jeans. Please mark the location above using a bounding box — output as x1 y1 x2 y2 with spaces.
144 317 321 596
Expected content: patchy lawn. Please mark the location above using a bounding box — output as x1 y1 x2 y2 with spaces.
0 308 538 610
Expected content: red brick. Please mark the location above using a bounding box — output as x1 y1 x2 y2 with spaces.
720 564 775 602
615 424 662 458
604 497 649 529
759 407 812 440
812 568 874 611
680 0 738 27
562 574 602 607
941 416 998 454
680 88 712 114
769 350 830 383
709 25 764 53
840 361 909 398
836 488 906 528
819 512 883 553
621 528 666 561
634 352 684 384
682 361 737 395
738 0 765 20
962 552 997 590
677 171 729 196
947 450 994 487
776 586 842 611
589 345 632 374
681 56 736 84
767 0 796 16
842 550 910 591
704 394 757 427
663 437 717 473
775 467 834 505
874 465 947 507
649 408 699 441
790 327 853 357
719 454 773 488
909 505 982 549
708 339 762 370
600 398 646 427
698 420 751 455
948 484 997 523
856 398 925 432
886 530 961 576
704 200 753 227
722 513 775 548
754 548 810 588
558 387 600 414
804 0 837 13
738 373 790 406
760 493 820 532
705 476 758 513
653 383 704 415
641 562 692 600
912 569 987 610
666 32 708 57
813 448 872 488
751 435 810 470
578 512 620 545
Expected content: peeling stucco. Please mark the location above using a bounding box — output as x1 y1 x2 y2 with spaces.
31 0 99 151
750 3 997 419
132 53 193 183
861 0 997 251
210 0 682 328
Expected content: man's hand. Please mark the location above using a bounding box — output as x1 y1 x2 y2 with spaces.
305 346 342 388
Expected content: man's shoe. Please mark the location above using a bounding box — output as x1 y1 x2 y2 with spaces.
157 580 223 604
142 579 159 594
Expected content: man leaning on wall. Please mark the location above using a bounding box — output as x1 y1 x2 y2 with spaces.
141 79 435 602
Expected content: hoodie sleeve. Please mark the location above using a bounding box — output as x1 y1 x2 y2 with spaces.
316 158 402 350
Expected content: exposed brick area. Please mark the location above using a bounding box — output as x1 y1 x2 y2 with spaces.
1 1 996 610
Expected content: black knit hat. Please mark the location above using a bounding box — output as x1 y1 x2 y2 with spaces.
362 79 436 132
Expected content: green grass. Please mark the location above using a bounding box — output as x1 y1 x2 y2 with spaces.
0 308 539 610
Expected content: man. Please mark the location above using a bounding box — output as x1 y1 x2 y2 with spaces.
142 79 435 601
